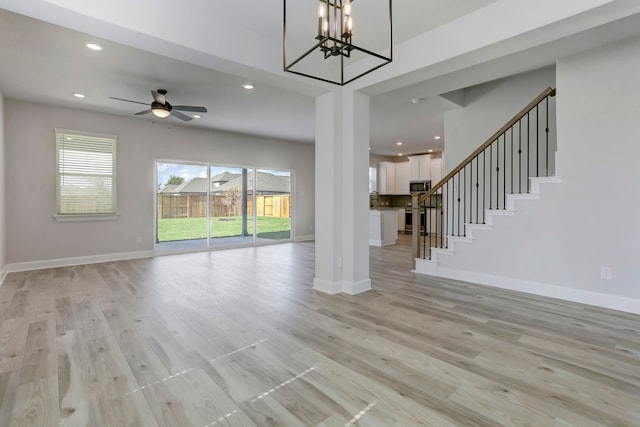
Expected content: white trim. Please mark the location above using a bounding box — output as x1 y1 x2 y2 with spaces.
0 265 7 286
54 213 120 222
413 264 640 315
313 278 342 294
294 234 314 242
55 128 117 140
6 250 154 273
369 239 394 246
342 278 372 295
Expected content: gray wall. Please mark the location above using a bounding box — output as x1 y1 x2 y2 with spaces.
4 100 315 264
444 66 556 173
435 37 640 306
0 91 5 273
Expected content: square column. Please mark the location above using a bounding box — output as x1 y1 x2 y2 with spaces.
313 88 371 295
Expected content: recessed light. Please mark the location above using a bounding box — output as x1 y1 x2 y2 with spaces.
428 149 433 153
434 136 441 140
242 83 255 90
398 153 403 156
396 141 403 146
193 114 201 119
73 93 85 98
85 42 103 51
369 147 372 150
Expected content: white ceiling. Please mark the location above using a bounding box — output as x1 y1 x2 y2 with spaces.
0 1 496 155
2 1 640 157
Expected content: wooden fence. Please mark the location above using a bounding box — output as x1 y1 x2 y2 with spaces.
158 194 290 219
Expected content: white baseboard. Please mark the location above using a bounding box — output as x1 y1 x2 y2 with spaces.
313 277 342 295
313 277 372 295
294 234 315 242
6 250 155 273
342 278 372 295
414 265 640 315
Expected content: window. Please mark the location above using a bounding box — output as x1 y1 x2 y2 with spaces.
55 129 117 218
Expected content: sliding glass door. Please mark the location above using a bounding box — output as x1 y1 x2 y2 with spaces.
155 161 292 251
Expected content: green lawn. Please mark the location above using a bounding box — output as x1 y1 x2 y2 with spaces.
157 216 291 242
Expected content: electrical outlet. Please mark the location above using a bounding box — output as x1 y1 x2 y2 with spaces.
136 236 142 244
600 266 612 280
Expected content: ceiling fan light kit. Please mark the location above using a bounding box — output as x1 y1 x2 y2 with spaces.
283 0 392 86
110 89 207 122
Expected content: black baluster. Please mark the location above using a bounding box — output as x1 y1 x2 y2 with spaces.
496 139 500 210
482 150 486 223
527 113 530 193
546 96 550 177
476 156 479 224
519 120 522 194
457 172 461 236
510 127 514 197
536 104 539 177
503 133 506 210
463 166 466 236
489 144 493 210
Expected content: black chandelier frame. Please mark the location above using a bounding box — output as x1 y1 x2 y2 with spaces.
283 0 393 86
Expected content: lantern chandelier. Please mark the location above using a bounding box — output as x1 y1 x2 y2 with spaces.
283 0 393 86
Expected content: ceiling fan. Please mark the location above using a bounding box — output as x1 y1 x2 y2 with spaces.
109 89 207 121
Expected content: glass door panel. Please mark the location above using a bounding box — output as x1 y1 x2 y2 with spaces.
156 162 209 250
254 169 292 241
210 166 253 247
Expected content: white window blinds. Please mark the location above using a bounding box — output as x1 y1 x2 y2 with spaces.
55 129 117 215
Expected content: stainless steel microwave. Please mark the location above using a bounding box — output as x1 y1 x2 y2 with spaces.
409 180 431 193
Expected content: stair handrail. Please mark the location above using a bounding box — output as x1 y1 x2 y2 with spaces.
416 87 556 205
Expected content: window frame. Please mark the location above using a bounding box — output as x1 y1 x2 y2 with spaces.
54 128 119 221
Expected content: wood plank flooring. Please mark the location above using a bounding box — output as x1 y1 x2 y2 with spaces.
1 237 639 426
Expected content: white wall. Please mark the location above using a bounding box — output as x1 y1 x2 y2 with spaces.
444 67 556 173
4 100 315 265
0 91 6 277
427 36 640 311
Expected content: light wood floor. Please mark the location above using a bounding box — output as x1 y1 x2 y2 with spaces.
1 238 639 426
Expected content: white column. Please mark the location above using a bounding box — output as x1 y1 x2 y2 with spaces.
313 88 371 295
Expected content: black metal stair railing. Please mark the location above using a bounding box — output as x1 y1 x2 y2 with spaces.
411 87 556 263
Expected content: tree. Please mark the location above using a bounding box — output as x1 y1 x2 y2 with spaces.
166 175 184 186
221 186 242 219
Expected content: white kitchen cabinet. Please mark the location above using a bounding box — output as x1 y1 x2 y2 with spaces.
430 158 443 185
378 161 396 194
408 155 431 181
395 162 410 194
369 210 398 246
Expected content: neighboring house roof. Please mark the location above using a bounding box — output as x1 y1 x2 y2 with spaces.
216 171 290 194
158 184 179 194
211 171 240 184
161 178 208 194
160 171 290 194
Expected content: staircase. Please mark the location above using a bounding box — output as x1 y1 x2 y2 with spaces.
411 87 558 277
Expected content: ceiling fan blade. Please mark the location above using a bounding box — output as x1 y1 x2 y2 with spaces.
134 109 152 115
151 90 166 104
172 105 208 113
171 110 193 121
109 96 149 106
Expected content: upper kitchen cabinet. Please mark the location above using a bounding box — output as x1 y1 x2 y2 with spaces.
378 161 410 194
378 161 395 194
395 162 410 194
409 155 431 181
430 157 443 185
